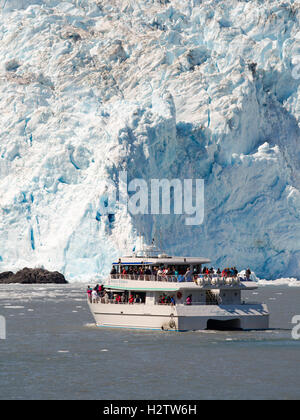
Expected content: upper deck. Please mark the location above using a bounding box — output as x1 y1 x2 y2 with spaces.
108 249 255 292
105 274 258 292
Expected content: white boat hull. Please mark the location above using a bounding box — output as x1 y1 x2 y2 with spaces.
88 301 269 331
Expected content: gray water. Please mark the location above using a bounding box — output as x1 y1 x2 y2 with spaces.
0 284 299 400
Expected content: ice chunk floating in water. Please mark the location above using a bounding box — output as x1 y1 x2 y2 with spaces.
0 1 300 281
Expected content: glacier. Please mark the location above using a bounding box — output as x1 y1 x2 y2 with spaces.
0 0 300 281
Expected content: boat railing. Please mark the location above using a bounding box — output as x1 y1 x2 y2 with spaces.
90 299 180 306
110 274 158 281
90 298 146 305
88 298 221 306
110 274 243 286
197 277 241 286
241 301 263 305
110 274 180 282
183 301 218 306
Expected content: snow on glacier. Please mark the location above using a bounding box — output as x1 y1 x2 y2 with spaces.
0 0 300 281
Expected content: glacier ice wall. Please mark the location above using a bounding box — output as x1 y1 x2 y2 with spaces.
0 0 300 280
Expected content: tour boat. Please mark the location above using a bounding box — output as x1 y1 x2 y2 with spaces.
88 246 269 331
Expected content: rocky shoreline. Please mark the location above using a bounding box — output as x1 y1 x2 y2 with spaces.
0 268 68 284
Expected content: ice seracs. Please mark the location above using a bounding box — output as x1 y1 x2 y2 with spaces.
0 1 300 281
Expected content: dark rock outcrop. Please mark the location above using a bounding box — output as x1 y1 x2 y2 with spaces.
0 268 68 284
0 271 14 282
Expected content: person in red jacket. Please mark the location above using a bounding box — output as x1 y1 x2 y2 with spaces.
87 286 92 303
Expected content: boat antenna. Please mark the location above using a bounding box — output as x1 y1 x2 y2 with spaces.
159 231 163 253
142 232 145 254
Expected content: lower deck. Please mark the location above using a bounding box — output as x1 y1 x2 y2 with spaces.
88 300 270 331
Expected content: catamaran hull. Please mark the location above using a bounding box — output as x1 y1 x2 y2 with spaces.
88 302 269 331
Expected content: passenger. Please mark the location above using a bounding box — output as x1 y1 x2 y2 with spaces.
184 268 193 282
162 267 169 280
115 294 121 304
104 292 109 304
87 286 92 303
246 268 251 280
178 274 184 282
129 295 134 304
170 296 176 306
110 266 117 275
217 268 221 275
157 267 163 278
92 289 98 303
144 266 151 281
135 295 141 303
186 295 192 305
